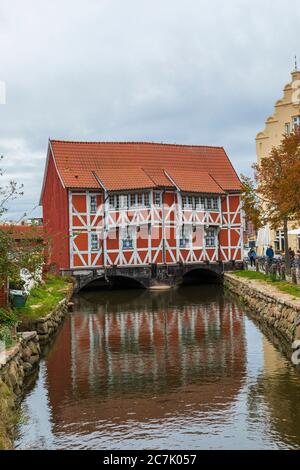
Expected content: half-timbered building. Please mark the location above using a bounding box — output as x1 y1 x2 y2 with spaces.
41 140 243 288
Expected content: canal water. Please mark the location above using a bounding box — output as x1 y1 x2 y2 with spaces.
15 285 300 450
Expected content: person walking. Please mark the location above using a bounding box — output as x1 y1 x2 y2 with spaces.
266 245 274 267
248 247 257 267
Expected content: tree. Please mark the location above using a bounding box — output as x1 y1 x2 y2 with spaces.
241 127 300 274
0 155 45 291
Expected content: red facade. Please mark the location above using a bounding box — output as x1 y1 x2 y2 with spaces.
42 149 70 269
41 141 243 271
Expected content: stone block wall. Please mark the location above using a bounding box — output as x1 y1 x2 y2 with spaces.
0 331 40 396
224 273 300 343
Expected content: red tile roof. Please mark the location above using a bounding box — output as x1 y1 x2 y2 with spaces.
0 225 45 240
48 140 241 193
95 168 154 191
142 167 174 188
164 169 225 194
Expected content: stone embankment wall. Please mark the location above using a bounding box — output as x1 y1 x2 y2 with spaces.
224 273 300 343
0 332 40 449
0 332 40 395
17 286 73 344
0 284 73 448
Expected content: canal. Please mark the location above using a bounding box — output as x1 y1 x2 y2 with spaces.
15 284 300 450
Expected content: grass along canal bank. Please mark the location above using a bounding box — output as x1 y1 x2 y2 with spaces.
0 275 74 449
224 271 300 346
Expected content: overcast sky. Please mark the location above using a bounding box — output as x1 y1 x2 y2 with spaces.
1 0 300 220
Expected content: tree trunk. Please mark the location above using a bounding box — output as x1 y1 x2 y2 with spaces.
283 217 291 275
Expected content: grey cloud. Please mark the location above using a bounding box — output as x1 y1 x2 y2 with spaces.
0 0 300 219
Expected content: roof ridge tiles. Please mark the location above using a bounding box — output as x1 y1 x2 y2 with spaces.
50 139 224 149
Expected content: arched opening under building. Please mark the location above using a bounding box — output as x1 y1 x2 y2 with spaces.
181 268 222 286
80 275 146 292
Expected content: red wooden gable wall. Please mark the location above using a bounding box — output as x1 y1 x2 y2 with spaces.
42 153 70 270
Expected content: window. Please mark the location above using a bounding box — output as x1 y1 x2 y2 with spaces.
154 192 162 206
90 195 97 214
109 195 115 209
108 194 121 209
144 193 150 207
119 195 127 209
91 233 99 251
292 116 300 130
182 194 219 211
206 198 212 210
285 123 291 135
275 230 285 252
194 196 200 209
108 192 151 210
122 238 133 249
179 225 192 248
137 193 143 206
205 228 216 247
130 193 136 207
121 226 135 250
212 198 218 210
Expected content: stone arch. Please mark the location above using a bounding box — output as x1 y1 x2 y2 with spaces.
77 273 147 292
181 267 222 285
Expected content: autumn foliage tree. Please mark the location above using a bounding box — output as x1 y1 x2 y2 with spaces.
241 127 300 274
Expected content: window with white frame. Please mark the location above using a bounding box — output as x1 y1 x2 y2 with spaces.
91 233 99 251
206 198 212 210
285 122 291 135
182 195 219 211
109 195 115 209
130 193 136 207
179 224 192 248
121 226 135 250
119 195 128 209
274 230 285 252
212 198 219 210
154 192 162 206
144 193 150 207
90 195 97 214
108 192 151 210
205 227 217 247
292 116 300 130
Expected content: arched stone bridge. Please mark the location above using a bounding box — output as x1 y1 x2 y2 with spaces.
62 261 243 293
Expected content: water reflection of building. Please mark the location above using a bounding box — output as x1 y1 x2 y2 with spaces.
46 288 246 434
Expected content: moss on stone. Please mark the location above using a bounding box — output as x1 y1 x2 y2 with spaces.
0 379 17 450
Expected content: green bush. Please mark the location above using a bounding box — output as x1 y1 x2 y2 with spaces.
0 326 15 349
0 308 18 328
